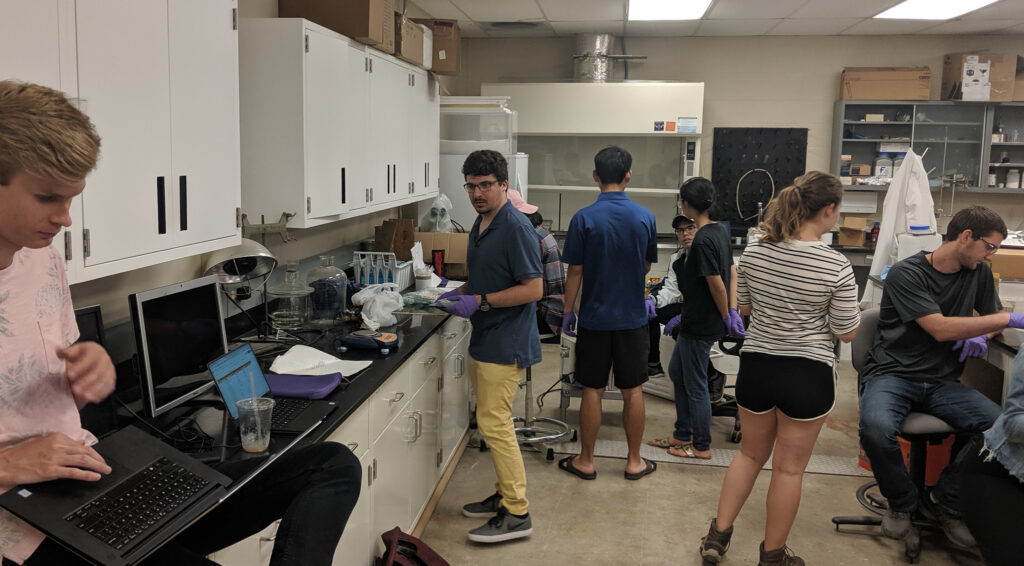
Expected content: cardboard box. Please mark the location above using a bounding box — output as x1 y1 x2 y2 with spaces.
1014 55 1024 102
838 216 868 247
394 13 423 66
864 113 885 122
840 67 931 101
850 163 872 176
279 0 395 53
414 231 468 278
411 18 460 75
992 248 1024 280
421 24 433 70
941 53 1016 102
375 218 415 261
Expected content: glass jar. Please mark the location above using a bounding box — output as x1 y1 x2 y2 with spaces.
266 262 313 330
306 255 348 326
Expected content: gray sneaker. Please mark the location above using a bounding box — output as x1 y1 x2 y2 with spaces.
881 508 912 539
462 492 502 518
467 507 532 543
922 492 976 548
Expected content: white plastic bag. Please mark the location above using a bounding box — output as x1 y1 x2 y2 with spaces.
351 283 403 329
420 194 454 233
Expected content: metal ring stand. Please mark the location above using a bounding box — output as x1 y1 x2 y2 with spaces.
513 367 572 461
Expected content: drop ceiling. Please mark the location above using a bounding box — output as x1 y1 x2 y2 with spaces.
408 0 1024 37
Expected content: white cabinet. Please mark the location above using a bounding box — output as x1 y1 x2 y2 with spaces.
207 520 277 566
73 0 240 275
333 449 374 566
240 18 440 226
239 19 367 228
440 318 471 468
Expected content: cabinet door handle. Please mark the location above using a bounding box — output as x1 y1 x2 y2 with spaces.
392 164 397 194
405 412 418 442
444 332 458 340
421 356 437 366
414 410 423 439
385 391 405 404
386 165 391 194
345 442 358 452
455 354 465 378
425 162 429 187
341 167 346 204
156 176 166 234
178 175 188 231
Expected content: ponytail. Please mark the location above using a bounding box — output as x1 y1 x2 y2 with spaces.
759 171 842 245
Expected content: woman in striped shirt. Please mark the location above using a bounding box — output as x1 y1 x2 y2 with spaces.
699 171 861 566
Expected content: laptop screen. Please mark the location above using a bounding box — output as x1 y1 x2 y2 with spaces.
208 344 270 419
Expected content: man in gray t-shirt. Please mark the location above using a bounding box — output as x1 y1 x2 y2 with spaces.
859 206 1024 548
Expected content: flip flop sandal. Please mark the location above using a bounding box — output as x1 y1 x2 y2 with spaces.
646 438 690 449
624 457 657 480
667 444 712 460
558 455 597 480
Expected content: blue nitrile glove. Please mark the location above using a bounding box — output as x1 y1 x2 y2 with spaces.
562 311 577 337
953 335 988 362
663 314 681 337
437 289 461 302
645 297 657 320
724 308 746 338
437 294 479 318
1009 313 1024 329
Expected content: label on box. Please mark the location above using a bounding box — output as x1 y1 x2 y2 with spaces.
962 57 991 101
438 49 447 61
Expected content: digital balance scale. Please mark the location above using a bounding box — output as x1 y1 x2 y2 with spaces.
337 329 398 355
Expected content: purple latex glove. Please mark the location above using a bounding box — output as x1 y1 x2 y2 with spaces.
437 277 449 287
644 297 657 320
663 314 681 336
1009 313 1024 329
952 335 988 362
562 311 578 337
724 308 746 338
437 289 461 302
437 294 479 318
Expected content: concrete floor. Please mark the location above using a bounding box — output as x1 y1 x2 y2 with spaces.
421 342 985 565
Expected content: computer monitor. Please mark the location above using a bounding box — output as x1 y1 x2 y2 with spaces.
74 305 106 346
129 275 228 419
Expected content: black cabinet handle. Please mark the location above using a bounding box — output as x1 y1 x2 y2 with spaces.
341 167 346 204
156 176 166 234
386 164 390 194
179 175 187 231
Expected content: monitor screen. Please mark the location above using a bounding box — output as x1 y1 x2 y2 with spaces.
129 275 227 418
74 305 106 346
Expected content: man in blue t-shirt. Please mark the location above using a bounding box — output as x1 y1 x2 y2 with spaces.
435 150 542 544
559 146 659 481
860 206 1024 548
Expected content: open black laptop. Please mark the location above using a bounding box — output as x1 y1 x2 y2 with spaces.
210 343 337 434
0 418 322 566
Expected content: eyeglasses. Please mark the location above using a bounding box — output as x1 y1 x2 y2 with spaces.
464 180 498 193
977 236 1000 253
674 225 696 234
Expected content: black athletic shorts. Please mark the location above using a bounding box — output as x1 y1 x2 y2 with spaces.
574 325 649 390
735 351 835 420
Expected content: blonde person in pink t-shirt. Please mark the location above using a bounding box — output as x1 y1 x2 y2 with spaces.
2 81 366 566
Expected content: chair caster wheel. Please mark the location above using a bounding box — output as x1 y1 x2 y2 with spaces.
730 430 742 443
571 429 578 442
546 448 554 461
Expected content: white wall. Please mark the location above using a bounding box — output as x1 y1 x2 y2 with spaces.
448 34 1024 231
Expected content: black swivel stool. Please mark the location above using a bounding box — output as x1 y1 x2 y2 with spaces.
831 308 956 563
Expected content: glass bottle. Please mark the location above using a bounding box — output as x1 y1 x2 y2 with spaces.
266 262 313 330
307 255 348 326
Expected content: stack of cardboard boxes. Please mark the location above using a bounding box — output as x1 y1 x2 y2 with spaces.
840 54 1024 102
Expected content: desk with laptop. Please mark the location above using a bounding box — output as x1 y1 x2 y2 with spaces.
0 275 449 566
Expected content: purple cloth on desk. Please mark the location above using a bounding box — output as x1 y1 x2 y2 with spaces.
265 372 342 399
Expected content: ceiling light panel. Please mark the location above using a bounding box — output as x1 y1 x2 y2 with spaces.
875 0 1000 20
628 0 712 20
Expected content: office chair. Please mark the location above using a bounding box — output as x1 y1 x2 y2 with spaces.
831 308 955 563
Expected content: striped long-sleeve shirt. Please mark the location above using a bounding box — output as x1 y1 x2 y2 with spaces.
737 239 860 367
535 226 565 334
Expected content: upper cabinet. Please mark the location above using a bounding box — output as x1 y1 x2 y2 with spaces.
0 0 242 283
239 19 439 228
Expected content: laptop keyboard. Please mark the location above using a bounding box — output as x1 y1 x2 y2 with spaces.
271 398 312 428
64 457 209 550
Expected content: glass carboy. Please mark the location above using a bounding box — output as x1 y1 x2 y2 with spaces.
307 255 348 326
266 262 313 330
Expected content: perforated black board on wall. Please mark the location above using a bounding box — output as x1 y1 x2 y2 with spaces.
711 127 807 231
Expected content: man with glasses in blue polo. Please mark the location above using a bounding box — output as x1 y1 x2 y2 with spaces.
859 205 1024 549
435 150 542 544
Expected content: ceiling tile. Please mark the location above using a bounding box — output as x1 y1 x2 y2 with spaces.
922 18 1024 33
457 20 488 37
408 0 466 19
550 20 626 35
696 18 781 35
707 0 807 19
839 18 938 34
538 0 626 21
1004 22 1024 32
477 21 557 37
450 0 545 22
960 0 1024 20
790 0 902 18
767 17 864 35
624 20 701 36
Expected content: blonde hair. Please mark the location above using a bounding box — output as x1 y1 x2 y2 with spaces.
760 171 842 244
0 80 101 185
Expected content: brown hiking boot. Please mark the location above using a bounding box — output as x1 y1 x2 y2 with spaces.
757 542 804 566
699 518 733 563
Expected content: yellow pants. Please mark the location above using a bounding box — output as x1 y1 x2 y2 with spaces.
468 356 528 515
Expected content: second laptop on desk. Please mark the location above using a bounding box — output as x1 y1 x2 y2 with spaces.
209 343 337 434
